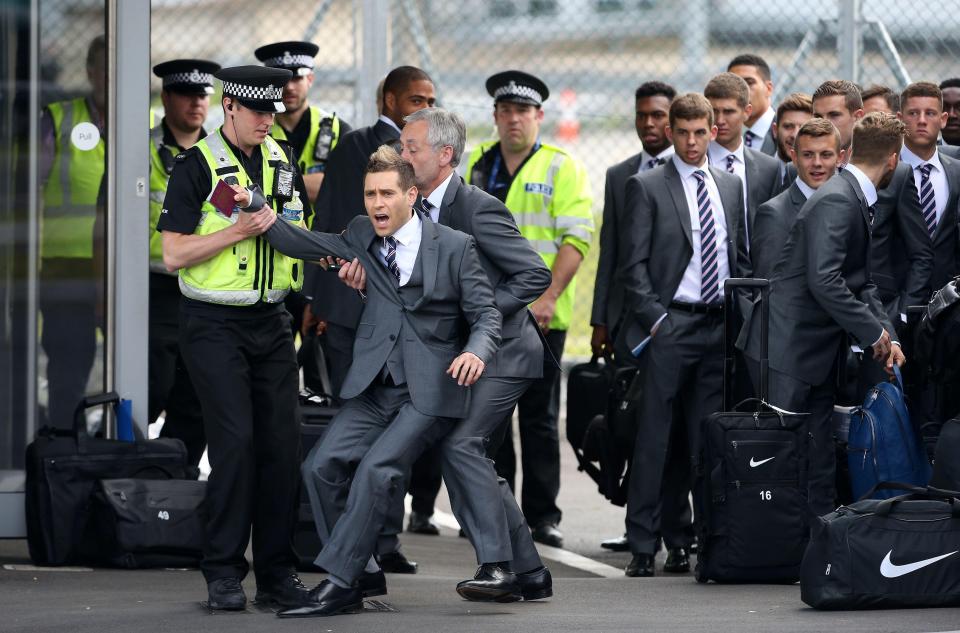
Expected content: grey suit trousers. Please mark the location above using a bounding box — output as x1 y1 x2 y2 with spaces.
302 381 453 584
440 376 543 573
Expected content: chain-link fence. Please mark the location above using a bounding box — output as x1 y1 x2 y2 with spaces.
146 0 960 357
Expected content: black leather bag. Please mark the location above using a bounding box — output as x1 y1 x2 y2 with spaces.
801 483 960 609
25 393 193 565
85 476 206 568
293 389 338 572
696 279 811 584
566 354 615 453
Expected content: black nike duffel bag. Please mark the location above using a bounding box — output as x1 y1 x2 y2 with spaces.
801 483 960 610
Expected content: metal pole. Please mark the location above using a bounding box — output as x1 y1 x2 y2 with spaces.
358 0 390 126
682 0 709 89
837 0 862 82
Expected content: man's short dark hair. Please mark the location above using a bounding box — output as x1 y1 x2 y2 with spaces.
704 72 750 110
861 84 900 113
939 78 960 90
851 112 905 165
366 144 416 191
669 93 714 128
635 81 676 102
382 66 433 101
727 53 772 82
776 93 813 123
901 81 943 111
813 79 864 113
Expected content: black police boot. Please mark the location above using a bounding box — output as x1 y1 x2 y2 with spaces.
207 577 247 611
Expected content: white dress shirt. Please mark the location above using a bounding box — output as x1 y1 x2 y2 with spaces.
795 177 816 200
636 146 676 174
901 145 949 227
843 163 879 207
708 140 749 240
745 107 776 149
671 155 731 304
378 211 422 286
423 171 455 223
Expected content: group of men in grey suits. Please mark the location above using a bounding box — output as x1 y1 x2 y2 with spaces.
591 54 960 577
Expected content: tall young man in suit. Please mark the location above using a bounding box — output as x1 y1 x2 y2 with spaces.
306 65 437 569
590 81 695 560
617 93 749 577
812 80 864 164
258 146 501 617
705 72 781 244
728 54 777 156
862 84 899 116
771 93 813 188
397 107 554 602
751 118 844 280
744 113 907 515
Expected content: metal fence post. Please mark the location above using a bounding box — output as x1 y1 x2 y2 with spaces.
358 0 391 127
837 0 862 82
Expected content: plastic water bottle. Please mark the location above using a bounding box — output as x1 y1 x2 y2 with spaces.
282 191 304 223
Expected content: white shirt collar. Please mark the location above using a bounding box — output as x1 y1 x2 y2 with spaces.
425 171 455 214
672 153 709 180
390 211 421 246
708 140 744 166
794 178 816 200
843 163 879 207
900 144 942 172
378 114 402 135
746 107 776 139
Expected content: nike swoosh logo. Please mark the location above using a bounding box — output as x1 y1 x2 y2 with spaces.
880 549 958 578
749 456 775 467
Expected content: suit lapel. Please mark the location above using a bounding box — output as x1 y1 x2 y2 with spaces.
373 118 400 145
840 169 871 227
410 214 439 311
788 182 807 215
744 150 760 227
710 166 742 270
936 154 960 245
664 161 693 248
437 174 462 226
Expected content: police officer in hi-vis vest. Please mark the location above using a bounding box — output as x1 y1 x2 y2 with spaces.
158 65 314 611
147 59 220 465
465 70 594 549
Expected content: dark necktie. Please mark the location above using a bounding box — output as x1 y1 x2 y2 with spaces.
693 170 721 305
644 157 666 171
419 198 434 221
383 236 401 284
918 163 937 237
868 204 877 226
745 130 758 148
725 154 736 174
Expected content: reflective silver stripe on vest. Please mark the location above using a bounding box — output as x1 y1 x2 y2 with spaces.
516 210 594 231
150 190 166 204
178 277 260 305
150 123 164 153
263 288 291 303
203 133 234 193
540 152 565 210
59 101 74 207
529 238 560 255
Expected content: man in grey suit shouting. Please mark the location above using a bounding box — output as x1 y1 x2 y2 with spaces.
397 107 554 602
243 146 502 617
616 93 750 577
743 113 907 515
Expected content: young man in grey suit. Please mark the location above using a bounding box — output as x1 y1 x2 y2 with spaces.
616 93 750 577
249 146 502 617
728 53 778 156
812 80 864 166
705 72 781 245
743 113 907 515
395 107 554 602
590 81 696 564
750 118 844 281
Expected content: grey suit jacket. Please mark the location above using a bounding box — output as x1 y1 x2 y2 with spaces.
616 160 750 356
745 170 894 386
744 147 782 237
591 152 643 331
931 151 960 291
265 214 501 419
750 181 807 281
940 144 960 159
869 162 933 319
436 175 551 379
759 129 777 157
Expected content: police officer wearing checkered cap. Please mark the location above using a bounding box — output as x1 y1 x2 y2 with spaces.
157 65 315 611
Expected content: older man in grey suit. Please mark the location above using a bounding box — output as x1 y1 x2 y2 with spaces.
394 107 554 602
743 113 907 515
252 146 501 617
616 93 750 578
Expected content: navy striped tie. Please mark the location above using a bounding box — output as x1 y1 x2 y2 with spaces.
693 170 721 305
918 163 937 237
745 131 758 148
725 154 736 174
384 236 401 284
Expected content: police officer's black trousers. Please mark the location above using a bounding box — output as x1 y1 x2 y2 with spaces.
492 329 565 529
148 274 204 465
179 308 300 583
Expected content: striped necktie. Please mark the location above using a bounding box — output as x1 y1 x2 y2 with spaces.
725 154 736 174
383 236 401 284
745 131 758 148
693 170 721 305
419 198 434 221
918 163 937 237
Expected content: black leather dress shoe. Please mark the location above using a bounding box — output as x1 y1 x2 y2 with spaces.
600 535 629 552
625 553 655 577
276 580 362 618
357 570 387 597
207 577 247 611
378 550 418 574
663 548 690 573
255 573 314 608
407 511 441 535
516 566 553 600
531 523 564 548
456 563 522 602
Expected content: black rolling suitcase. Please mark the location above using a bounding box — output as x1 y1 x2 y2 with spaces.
293 388 338 571
566 353 615 454
695 278 811 583
25 393 193 566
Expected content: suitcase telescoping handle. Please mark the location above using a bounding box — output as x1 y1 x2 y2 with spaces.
72 392 128 454
723 278 770 409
